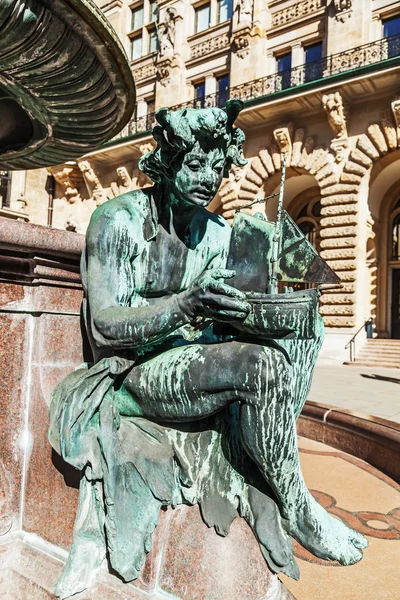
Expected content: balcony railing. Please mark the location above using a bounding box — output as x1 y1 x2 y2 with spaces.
112 112 156 142
107 33 400 145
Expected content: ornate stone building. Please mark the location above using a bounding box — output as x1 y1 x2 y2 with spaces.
3 0 400 356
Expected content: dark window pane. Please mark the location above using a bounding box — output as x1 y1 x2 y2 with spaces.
383 15 400 58
277 53 292 72
305 42 322 63
194 82 206 107
304 43 323 82
217 74 229 106
383 15 400 38
277 53 292 90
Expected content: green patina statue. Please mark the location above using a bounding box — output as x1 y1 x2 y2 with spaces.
49 100 367 599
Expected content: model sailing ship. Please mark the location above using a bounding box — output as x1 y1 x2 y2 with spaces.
225 154 341 341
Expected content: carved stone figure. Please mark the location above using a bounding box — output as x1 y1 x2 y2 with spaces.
51 166 81 204
334 0 352 21
322 92 347 139
235 0 253 24
78 160 107 205
111 166 133 197
391 98 400 137
49 101 367 599
157 7 176 57
273 124 293 154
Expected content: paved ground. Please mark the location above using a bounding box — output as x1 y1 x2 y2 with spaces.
309 363 400 423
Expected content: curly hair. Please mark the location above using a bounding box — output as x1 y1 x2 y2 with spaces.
138 99 248 183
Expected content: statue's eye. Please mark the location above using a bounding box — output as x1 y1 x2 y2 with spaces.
188 162 201 171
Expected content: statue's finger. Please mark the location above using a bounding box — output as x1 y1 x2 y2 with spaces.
206 294 250 313
208 268 236 280
208 281 246 299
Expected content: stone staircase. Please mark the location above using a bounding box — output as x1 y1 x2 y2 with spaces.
346 338 400 368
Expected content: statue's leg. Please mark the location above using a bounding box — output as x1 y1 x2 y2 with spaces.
121 341 367 564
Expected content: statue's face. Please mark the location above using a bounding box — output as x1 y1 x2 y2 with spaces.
171 141 225 207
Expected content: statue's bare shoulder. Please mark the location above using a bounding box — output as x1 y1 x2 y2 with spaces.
86 188 151 260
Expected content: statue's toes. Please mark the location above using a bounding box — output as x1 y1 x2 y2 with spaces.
351 530 368 550
338 543 363 566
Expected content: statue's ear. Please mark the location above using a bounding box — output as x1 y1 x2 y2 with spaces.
223 99 244 127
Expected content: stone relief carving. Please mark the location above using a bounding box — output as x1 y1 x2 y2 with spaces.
334 0 352 22
391 97 400 142
272 0 324 28
110 166 133 197
157 7 177 58
64 217 80 232
232 34 250 58
133 63 157 82
322 92 349 162
273 123 294 155
51 166 82 204
78 160 108 206
191 34 230 60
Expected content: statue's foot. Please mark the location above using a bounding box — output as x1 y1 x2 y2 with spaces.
287 497 368 565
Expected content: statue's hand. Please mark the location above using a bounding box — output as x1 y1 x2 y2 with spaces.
177 269 250 323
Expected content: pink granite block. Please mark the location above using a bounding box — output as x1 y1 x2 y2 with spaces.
0 314 30 526
23 364 79 549
158 504 274 600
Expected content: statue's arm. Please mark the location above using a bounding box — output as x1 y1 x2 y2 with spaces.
86 207 190 349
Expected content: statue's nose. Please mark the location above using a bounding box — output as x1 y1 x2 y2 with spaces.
199 169 214 189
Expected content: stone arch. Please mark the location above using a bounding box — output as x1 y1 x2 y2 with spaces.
218 126 336 224
315 105 400 329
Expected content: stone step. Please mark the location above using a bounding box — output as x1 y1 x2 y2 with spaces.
345 339 400 368
344 360 400 368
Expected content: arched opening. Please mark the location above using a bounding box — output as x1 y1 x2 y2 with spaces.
292 196 321 252
369 151 400 338
389 197 400 338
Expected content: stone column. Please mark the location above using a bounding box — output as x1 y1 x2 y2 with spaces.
136 98 148 118
205 73 217 96
291 42 303 69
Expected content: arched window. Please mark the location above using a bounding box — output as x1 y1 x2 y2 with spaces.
391 200 400 260
295 198 321 252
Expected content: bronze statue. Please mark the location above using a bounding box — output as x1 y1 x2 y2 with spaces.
49 100 367 599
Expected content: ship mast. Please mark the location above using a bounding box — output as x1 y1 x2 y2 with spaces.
268 152 287 294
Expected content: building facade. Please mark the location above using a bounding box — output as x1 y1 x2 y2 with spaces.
2 0 400 356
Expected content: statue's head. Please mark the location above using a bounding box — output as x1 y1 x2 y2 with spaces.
139 99 247 207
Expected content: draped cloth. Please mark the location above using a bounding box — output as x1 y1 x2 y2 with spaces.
48 346 309 599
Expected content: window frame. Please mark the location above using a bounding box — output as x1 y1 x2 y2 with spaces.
129 0 158 62
194 2 211 34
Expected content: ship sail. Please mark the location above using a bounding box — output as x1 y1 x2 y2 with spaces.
226 210 340 292
277 211 340 285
